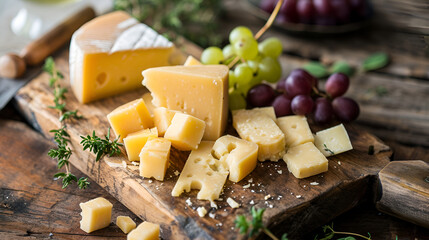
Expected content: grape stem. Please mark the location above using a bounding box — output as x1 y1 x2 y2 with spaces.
312 86 328 98
254 0 284 40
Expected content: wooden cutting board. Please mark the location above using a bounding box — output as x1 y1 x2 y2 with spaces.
14 43 392 239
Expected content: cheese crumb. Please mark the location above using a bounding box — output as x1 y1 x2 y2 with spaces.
122 161 127 168
338 161 342 165
296 195 302 199
243 184 251 189
210 201 218 209
248 178 253 183
131 161 139 166
310 182 319 186
209 212 216 218
249 200 255 205
264 194 271 200
174 170 180 176
148 179 153 183
197 207 207 217
186 198 192 206
227 197 240 208
277 170 283 174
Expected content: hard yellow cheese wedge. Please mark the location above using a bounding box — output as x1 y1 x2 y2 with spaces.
183 56 202 66
127 222 160 240
116 216 136 234
79 197 113 233
153 107 179 137
70 11 174 103
314 124 353 157
277 115 314 148
283 142 328 179
212 135 258 182
139 138 171 181
164 112 206 151
123 127 158 161
142 65 229 141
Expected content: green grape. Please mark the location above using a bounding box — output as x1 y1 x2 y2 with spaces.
249 74 263 86
234 64 253 84
258 37 283 58
229 70 237 88
229 90 247 111
258 57 282 83
222 44 235 59
247 59 260 73
201 47 224 64
235 82 252 97
229 26 253 44
233 36 258 60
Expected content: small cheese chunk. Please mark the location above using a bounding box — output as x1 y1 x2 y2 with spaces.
314 124 353 157
139 138 171 181
227 197 240 208
172 141 228 202
127 222 160 240
79 197 113 233
184 56 202 66
116 216 136 234
232 108 285 162
283 142 328 179
142 92 156 116
124 127 158 161
212 135 258 182
153 107 179 136
253 106 276 121
197 207 207 217
164 113 205 151
107 98 154 141
277 115 314 148
142 65 229 140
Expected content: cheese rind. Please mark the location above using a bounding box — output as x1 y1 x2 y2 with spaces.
116 216 136 234
79 197 113 233
127 222 160 240
153 107 179 136
139 138 171 181
212 135 258 182
232 108 285 162
283 142 328 179
277 115 314 148
142 65 229 140
172 141 228 202
184 56 202 66
314 124 353 157
164 113 205 151
107 98 154 141
123 127 158 161
70 11 174 103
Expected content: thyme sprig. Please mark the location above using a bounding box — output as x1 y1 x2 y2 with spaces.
316 223 372 240
80 128 123 162
323 144 335 155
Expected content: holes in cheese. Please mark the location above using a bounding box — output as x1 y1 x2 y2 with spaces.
283 142 328 179
164 112 205 151
116 216 136 234
79 197 113 233
127 221 160 240
139 138 171 181
277 115 314 149
123 127 158 161
314 124 353 157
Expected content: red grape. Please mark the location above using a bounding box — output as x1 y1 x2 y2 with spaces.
297 0 315 24
313 97 334 124
272 94 292 117
325 73 350 98
247 84 276 107
285 71 313 98
332 97 360 122
290 68 318 88
291 95 314 115
276 78 287 92
350 0 367 18
313 0 333 17
280 0 299 23
331 0 351 24
259 0 276 13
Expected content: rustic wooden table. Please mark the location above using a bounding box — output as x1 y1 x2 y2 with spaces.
1 0 429 239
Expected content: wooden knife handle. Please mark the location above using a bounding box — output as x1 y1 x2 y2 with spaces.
376 160 429 228
20 6 95 66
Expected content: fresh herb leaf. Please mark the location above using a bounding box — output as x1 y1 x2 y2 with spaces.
323 144 335 155
281 233 289 240
330 61 354 77
80 128 123 162
362 52 389 71
78 177 90 189
59 110 83 122
303 62 329 78
235 207 283 240
235 215 250 234
425 176 429 183
319 224 372 240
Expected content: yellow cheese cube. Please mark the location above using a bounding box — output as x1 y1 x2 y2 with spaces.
127 221 160 240
212 135 258 182
142 65 229 141
252 106 276 121
70 11 174 103
79 197 113 233
183 56 202 66
123 127 158 161
107 98 154 141
172 141 229 202
153 107 179 137
277 115 314 148
232 108 285 162
164 113 205 151
283 142 328 179
139 138 171 181
142 92 156 116
314 124 353 157
116 216 136 234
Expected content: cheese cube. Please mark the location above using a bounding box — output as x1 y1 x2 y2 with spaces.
252 106 277 121
142 93 156 116
127 222 160 240
107 98 154 141
139 138 171 181
164 113 205 151
116 216 136 234
172 141 229 202
183 56 202 66
277 115 314 148
314 124 353 157
142 65 229 141
283 142 328 179
153 107 180 136
79 197 113 233
69 11 174 103
212 135 258 182
232 108 285 162
123 127 158 161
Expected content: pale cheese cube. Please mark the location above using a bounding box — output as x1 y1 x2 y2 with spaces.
314 124 353 157
139 138 171 181
79 197 113 233
164 113 205 151
127 221 160 240
107 98 153 141
277 115 314 148
183 56 202 66
124 127 158 161
142 92 156 116
153 107 179 136
116 216 136 234
252 106 276 121
212 135 258 182
283 142 328 179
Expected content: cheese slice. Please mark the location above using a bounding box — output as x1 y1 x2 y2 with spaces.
79 197 113 233
232 108 285 162
172 141 229 202
314 124 353 157
283 142 328 179
184 56 202 66
127 222 160 240
142 65 229 140
70 11 174 103
139 138 171 181
277 115 314 148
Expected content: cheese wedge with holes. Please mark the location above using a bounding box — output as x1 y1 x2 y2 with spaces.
127 222 160 240
314 124 353 157
70 11 174 103
212 135 258 182
123 127 158 161
277 115 314 148
139 138 171 181
283 142 328 179
172 141 228 202
79 197 113 233
184 56 202 66
142 65 228 140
